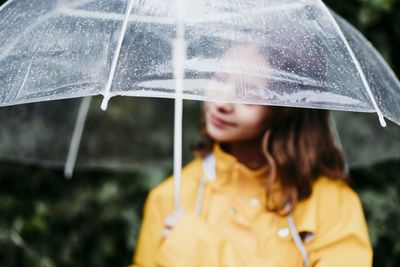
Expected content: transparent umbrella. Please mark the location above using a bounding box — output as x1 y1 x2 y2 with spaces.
1 0 400 208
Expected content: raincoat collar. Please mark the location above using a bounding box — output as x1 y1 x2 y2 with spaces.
207 143 317 235
212 143 268 182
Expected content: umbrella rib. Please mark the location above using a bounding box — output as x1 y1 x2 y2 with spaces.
64 96 92 178
0 0 14 12
337 15 400 120
101 0 136 111
10 16 58 101
0 12 54 62
15 61 33 100
316 1 387 127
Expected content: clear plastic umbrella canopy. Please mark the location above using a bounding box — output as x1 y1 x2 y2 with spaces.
1 0 400 207
0 0 399 124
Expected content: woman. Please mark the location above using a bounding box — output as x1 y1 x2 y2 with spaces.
131 45 372 267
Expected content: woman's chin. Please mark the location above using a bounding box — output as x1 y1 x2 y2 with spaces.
207 130 237 143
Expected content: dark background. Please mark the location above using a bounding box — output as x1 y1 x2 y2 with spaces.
0 0 399 266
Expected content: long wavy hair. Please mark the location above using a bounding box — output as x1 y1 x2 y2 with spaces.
193 36 347 214
193 107 347 214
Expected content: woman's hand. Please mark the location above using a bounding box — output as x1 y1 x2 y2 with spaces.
163 207 185 237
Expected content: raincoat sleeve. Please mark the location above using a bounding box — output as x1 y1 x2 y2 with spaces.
130 189 168 267
154 211 283 267
306 183 373 267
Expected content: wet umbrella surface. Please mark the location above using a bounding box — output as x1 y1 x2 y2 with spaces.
0 0 400 206
0 0 399 121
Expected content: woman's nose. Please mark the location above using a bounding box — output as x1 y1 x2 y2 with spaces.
214 101 234 113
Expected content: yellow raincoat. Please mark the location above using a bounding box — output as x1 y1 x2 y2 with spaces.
131 145 372 267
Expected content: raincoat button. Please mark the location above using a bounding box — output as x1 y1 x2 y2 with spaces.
250 198 259 206
228 207 236 215
278 227 290 237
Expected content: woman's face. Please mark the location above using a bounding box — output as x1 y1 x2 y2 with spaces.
204 45 271 143
204 101 270 142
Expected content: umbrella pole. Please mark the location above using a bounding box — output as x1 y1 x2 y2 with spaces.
173 98 183 209
173 0 186 210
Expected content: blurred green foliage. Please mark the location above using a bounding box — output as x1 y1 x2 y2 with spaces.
352 160 400 266
0 164 159 267
0 0 400 266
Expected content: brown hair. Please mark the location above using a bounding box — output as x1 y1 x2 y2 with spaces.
194 34 347 213
193 107 347 214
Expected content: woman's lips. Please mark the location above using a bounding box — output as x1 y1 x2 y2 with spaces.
210 114 234 127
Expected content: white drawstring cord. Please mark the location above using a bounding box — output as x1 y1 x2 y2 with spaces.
195 153 216 215
195 176 206 216
288 210 309 267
